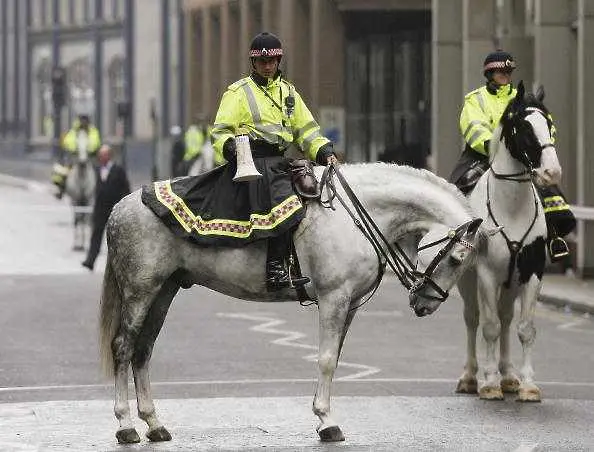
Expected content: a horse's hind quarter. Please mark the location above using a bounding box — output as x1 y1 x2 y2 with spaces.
516 236 546 284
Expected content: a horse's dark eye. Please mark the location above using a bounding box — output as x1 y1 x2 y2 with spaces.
449 255 463 266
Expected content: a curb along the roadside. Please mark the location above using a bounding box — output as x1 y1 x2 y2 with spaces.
0 172 51 192
538 293 594 317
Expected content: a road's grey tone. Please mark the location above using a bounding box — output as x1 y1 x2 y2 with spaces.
0 180 593 451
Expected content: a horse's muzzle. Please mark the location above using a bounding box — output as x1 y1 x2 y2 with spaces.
408 278 449 317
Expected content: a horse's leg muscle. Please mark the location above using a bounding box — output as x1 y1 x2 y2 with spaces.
477 265 504 400
498 287 520 393
516 275 542 402
312 291 351 442
132 278 179 442
456 269 479 394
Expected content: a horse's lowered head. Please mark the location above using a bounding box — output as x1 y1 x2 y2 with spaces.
408 217 483 317
498 81 562 187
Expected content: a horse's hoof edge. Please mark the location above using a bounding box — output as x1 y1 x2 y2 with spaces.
147 426 172 442
116 428 141 444
318 425 345 442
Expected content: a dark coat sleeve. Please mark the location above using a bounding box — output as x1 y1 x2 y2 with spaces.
94 165 131 220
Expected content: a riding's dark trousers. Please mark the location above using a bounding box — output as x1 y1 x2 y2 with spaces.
84 215 109 268
267 232 290 263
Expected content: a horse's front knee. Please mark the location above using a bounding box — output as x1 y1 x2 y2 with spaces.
517 320 536 345
318 351 338 376
482 320 501 343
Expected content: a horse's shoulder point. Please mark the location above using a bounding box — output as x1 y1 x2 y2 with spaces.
228 78 250 92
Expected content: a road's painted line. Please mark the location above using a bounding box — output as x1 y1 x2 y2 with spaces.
218 313 382 379
513 443 539 452
1 377 594 394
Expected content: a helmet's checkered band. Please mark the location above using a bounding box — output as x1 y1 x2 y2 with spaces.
250 48 283 58
484 59 516 71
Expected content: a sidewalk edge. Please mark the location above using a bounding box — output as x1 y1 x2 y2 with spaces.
538 293 594 316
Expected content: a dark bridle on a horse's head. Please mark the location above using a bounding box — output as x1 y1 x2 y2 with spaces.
320 164 481 309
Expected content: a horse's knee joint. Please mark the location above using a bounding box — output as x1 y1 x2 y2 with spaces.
112 335 134 364
318 352 338 374
482 321 500 342
517 321 536 344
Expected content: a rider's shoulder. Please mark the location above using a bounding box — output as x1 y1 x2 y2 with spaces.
227 77 251 92
464 87 485 102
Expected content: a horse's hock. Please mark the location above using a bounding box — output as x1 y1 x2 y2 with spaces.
290 159 321 199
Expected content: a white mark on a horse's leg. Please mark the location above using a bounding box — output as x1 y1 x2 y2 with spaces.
217 313 381 379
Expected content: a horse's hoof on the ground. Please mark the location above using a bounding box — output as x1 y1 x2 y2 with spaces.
479 385 504 400
455 377 478 394
147 426 172 442
116 428 141 444
317 425 345 442
501 376 521 393
517 386 541 403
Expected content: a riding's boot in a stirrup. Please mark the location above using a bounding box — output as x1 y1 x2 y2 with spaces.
548 236 570 262
266 234 310 291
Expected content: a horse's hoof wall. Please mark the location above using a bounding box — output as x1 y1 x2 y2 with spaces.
455 378 478 394
517 387 541 403
501 377 521 393
116 428 141 444
479 386 504 400
147 426 172 442
318 425 345 442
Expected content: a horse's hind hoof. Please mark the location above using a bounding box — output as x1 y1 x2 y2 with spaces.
456 377 478 394
479 385 504 400
318 425 345 442
501 376 521 394
147 426 172 442
517 387 541 403
116 428 141 444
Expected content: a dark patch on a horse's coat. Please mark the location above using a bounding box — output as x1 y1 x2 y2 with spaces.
516 236 546 284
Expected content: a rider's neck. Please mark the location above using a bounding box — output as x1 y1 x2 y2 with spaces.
486 80 513 96
251 70 281 86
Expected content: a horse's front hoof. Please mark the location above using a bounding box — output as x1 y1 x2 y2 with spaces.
147 426 172 442
517 386 541 403
479 385 504 400
116 428 141 444
317 425 345 442
501 376 521 393
456 377 478 394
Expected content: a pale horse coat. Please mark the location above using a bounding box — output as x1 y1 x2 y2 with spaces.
455 83 562 402
99 163 486 445
64 130 96 250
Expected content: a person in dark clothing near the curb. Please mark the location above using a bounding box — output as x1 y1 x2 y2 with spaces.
82 145 131 271
449 49 575 263
170 125 186 177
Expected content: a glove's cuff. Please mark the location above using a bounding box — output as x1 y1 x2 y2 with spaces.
316 143 335 165
223 138 237 162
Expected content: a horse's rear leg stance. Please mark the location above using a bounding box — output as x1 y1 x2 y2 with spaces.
456 268 480 394
100 255 178 443
312 290 353 442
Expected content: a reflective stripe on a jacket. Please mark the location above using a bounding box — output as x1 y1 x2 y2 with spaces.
543 195 570 213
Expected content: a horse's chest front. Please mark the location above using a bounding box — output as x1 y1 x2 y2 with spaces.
484 235 546 286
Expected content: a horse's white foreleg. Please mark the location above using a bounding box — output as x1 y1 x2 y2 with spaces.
132 281 178 442
456 269 479 394
516 275 541 402
312 292 351 442
477 267 504 400
498 288 520 394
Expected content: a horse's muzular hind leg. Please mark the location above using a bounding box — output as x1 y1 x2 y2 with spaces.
515 276 542 402
477 268 504 400
312 291 351 442
110 277 171 444
132 278 179 441
455 269 479 395
497 287 521 394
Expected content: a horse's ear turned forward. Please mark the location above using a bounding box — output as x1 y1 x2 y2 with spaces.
99 163 484 445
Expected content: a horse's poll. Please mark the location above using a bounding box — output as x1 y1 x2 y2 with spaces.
99 163 485 445
455 82 562 402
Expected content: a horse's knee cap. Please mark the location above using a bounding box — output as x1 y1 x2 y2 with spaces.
482 322 500 340
517 321 536 343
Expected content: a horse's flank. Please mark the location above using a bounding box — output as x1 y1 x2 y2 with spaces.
455 83 561 402
99 162 484 444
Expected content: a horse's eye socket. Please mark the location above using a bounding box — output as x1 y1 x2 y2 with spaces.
449 255 463 266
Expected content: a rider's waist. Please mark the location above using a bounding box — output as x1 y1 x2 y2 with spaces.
249 140 283 158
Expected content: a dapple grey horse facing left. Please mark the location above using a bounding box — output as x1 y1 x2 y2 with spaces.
99 163 486 445
64 130 96 251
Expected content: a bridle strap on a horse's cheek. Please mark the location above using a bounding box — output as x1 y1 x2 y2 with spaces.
319 164 475 307
486 171 539 288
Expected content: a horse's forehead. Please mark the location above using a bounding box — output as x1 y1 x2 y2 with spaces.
524 110 550 139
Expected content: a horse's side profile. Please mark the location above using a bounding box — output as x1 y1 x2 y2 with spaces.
455 82 562 402
99 163 486 445
64 130 96 250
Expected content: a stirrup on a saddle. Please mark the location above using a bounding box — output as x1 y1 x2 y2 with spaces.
266 259 310 292
289 159 321 199
548 236 569 262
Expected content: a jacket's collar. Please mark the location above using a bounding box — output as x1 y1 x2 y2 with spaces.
486 80 514 96
251 70 282 87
